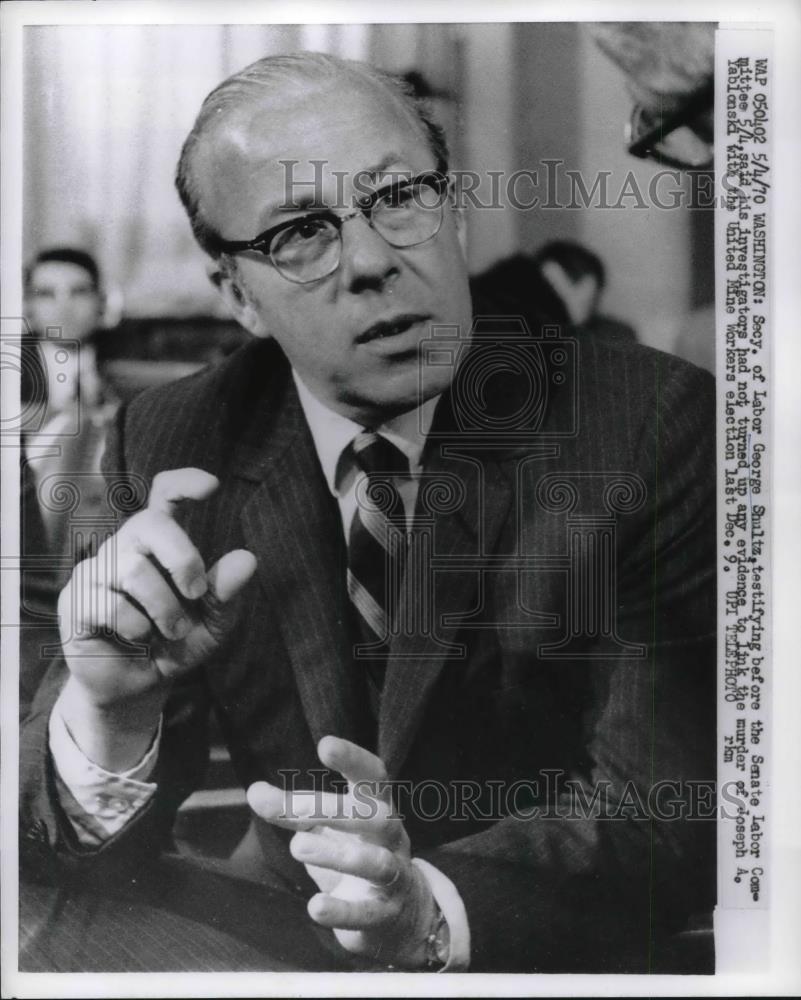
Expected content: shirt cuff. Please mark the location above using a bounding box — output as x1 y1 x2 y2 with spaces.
48 703 161 846
412 857 471 971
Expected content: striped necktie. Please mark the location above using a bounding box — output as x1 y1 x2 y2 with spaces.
347 431 410 702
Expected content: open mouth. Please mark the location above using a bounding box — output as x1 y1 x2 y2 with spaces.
356 313 429 345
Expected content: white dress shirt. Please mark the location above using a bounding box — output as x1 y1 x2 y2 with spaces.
292 371 438 532
48 371 469 970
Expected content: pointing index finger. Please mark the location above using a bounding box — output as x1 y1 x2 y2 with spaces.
317 736 390 800
247 781 388 834
148 468 220 517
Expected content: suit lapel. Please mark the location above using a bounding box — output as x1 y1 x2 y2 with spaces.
378 326 566 773
378 418 516 776
234 368 364 750
224 342 527 774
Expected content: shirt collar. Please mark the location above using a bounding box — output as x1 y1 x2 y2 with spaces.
292 370 439 497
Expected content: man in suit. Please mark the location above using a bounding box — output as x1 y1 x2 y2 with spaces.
20 52 716 973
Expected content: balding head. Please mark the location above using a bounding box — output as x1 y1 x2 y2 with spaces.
175 52 449 258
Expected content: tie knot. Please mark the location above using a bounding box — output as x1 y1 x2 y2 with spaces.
351 432 409 478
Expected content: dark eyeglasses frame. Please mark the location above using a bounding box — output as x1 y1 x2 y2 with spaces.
209 169 452 280
626 79 714 170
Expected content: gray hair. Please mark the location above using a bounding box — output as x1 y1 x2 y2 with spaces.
175 51 450 259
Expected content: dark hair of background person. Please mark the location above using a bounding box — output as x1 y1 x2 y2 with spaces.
469 252 571 335
23 247 101 292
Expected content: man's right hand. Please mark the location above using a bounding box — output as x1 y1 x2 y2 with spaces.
55 467 257 772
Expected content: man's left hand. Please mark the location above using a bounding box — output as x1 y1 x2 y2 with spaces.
247 736 437 968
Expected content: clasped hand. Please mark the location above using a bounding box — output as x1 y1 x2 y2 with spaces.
248 735 438 969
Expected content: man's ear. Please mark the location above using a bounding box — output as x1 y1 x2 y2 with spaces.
206 258 270 338
454 203 468 260
449 179 469 259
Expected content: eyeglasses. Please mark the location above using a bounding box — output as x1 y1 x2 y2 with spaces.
210 170 452 284
626 79 714 170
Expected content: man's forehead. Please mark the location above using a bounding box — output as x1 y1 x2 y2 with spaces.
31 261 95 287
231 82 415 153
196 78 428 199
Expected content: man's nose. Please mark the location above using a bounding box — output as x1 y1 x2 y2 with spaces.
51 293 73 318
337 215 401 293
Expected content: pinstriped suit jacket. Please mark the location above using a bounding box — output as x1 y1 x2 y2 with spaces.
20 330 717 972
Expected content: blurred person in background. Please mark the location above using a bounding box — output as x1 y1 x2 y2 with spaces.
591 22 717 371
470 25 714 361
22 248 120 555
533 240 638 345
20 249 120 689
590 21 714 170
470 242 637 346
23 248 110 421
469 252 568 334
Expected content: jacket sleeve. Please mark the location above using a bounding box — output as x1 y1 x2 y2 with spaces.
19 405 213 884
419 360 717 973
